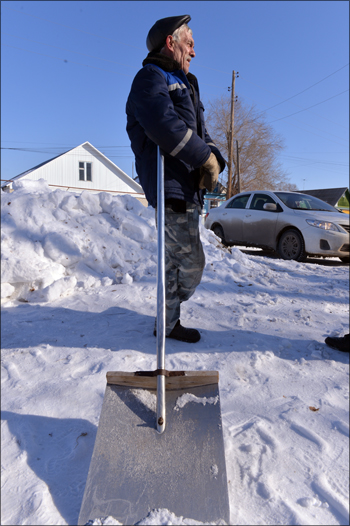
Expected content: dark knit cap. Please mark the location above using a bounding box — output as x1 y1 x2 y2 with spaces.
146 15 191 52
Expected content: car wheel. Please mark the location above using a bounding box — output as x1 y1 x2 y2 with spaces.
212 224 226 245
339 256 350 264
278 229 305 261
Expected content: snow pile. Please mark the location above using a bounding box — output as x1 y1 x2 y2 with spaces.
85 516 123 525
84 509 227 525
135 508 227 525
1 179 157 303
1 180 349 526
1 179 254 304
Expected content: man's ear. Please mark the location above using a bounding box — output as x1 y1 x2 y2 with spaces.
165 35 175 51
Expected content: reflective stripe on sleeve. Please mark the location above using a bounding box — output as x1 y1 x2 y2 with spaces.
169 129 193 157
168 83 187 92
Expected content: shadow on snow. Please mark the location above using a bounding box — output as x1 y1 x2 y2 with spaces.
1 410 97 525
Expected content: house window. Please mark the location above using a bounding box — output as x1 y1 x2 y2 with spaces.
79 162 92 182
86 163 92 181
79 162 85 181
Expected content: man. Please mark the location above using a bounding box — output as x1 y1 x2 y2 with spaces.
126 15 225 343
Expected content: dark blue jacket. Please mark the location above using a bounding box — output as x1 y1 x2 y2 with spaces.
126 53 225 208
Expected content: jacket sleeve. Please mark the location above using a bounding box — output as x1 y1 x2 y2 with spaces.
127 66 212 169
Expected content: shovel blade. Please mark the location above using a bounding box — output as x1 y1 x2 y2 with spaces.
78 376 230 525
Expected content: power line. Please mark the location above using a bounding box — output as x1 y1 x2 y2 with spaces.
1 145 132 149
1 148 135 161
268 89 349 123
1 141 132 148
283 151 349 154
197 63 349 131
279 155 348 167
239 90 348 145
2 140 74 145
202 70 349 144
3 146 348 160
225 93 348 148
3 147 348 173
1 147 133 155
278 159 347 176
200 61 349 121
238 72 349 129
256 64 349 113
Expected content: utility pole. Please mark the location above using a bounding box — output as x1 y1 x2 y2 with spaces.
227 71 238 200
236 140 240 193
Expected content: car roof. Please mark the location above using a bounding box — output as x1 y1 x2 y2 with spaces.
232 190 312 197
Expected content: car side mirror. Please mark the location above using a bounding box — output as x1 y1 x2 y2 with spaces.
263 203 277 211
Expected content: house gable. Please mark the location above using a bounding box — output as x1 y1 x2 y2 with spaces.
2 142 144 198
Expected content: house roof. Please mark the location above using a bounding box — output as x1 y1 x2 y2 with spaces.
2 142 143 193
9 147 76 181
298 188 348 206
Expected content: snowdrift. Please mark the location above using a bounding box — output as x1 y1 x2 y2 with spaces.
1 178 254 304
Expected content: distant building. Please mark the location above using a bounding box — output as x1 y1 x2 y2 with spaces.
203 182 227 215
1 141 146 205
298 188 349 214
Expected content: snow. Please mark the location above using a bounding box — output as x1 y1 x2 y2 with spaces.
84 510 226 525
174 393 219 411
130 389 157 413
1 179 349 526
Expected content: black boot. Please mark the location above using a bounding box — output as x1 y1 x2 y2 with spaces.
325 334 349 353
154 320 201 343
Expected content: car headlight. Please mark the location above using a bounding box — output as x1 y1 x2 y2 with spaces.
306 219 340 232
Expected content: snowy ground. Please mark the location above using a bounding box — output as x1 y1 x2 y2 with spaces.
1 179 349 526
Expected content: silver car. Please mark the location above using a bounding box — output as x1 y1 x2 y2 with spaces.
204 190 350 262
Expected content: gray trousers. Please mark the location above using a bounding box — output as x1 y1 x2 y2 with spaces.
156 203 205 335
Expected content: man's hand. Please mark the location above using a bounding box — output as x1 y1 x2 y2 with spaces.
198 152 220 192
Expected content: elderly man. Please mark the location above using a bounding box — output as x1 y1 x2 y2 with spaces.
126 15 225 342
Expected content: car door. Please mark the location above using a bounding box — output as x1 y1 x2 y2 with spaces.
220 194 251 243
242 193 281 248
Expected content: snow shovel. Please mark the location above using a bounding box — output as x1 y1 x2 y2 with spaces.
78 147 230 525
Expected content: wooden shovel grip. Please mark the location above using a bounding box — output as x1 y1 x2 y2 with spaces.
106 371 219 390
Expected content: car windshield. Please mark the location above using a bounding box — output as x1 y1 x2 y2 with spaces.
275 192 338 212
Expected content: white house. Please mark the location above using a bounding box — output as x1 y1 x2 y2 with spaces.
2 141 146 205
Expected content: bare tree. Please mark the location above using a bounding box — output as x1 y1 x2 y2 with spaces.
205 95 298 195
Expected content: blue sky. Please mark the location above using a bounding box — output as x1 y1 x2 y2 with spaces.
1 0 349 191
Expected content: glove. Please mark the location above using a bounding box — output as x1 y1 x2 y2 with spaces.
198 152 220 192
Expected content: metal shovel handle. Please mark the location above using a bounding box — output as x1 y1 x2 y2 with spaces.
156 146 166 434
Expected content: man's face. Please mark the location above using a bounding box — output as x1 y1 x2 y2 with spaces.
172 29 195 74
